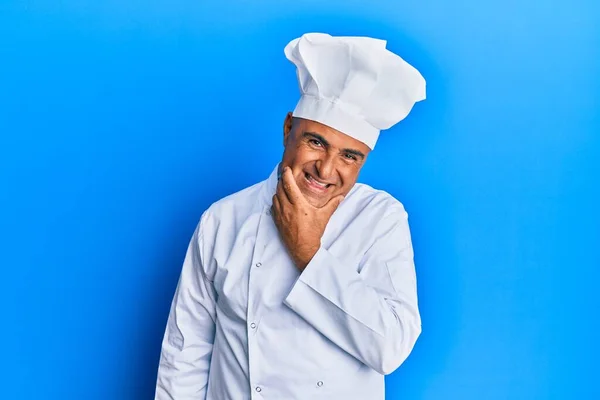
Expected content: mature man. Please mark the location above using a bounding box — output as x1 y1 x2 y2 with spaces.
154 32 426 399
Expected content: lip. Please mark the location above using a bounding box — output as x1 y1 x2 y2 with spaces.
303 172 332 194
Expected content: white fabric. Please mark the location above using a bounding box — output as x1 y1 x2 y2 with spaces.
285 32 426 150
155 164 421 400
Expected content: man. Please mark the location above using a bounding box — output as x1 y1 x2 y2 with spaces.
155 32 426 399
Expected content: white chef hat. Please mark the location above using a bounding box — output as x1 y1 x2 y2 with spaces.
284 32 426 150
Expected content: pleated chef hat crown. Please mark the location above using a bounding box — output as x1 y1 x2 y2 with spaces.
285 32 426 150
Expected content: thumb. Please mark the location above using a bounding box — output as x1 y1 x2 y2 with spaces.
325 194 345 211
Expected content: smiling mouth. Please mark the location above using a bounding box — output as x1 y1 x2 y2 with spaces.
304 172 332 191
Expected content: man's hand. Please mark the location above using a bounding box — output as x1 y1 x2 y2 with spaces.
271 166 344 271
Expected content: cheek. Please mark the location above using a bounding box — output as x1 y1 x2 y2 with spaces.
290 145 321 164
339 168 360 186
281 145 299 164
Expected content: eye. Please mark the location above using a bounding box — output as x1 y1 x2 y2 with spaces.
344 153 358 161
309 139 322 147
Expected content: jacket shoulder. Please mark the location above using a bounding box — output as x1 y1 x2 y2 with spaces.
351 182 409 219
201 178 266 227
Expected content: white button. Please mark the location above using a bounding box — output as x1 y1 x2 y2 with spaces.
250 322 257 329
317 381 323 387
256 262 262 267
255 386 262 392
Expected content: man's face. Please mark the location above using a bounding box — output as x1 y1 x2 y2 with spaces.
279 112 371 208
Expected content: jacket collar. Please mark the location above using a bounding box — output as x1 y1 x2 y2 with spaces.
261 163 280 207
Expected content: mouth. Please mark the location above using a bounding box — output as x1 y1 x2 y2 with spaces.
303 172 332 193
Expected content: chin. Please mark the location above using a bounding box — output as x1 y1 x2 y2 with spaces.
307 199 326 208
302 192 330 208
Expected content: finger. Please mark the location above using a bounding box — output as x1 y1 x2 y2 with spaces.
323 194 345 213
276 167 294 204
281 166 304 205
276 174 291 206
272 193 281 216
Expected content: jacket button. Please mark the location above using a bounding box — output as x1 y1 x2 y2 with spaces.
256 386 262 392
317 381 323 387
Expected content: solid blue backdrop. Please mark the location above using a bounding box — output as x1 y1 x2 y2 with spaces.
1 1 598 399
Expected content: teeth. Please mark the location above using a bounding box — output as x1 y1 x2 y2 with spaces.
308 175 328 187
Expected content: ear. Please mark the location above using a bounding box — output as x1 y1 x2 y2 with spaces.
283 112 293 146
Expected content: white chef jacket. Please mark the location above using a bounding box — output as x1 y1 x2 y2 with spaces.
155 163 421 400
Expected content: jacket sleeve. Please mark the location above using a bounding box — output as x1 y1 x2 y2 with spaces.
155 212 217 399
283 210 421 375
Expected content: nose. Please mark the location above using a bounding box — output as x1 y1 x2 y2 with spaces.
315 155 335 182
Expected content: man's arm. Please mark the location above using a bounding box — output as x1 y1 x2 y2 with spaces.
283 211 421 375
155 212 217 399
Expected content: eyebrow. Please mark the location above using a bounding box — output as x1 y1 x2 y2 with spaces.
302 131 366 160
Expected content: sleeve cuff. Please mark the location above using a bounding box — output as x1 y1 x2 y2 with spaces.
284 246 385 336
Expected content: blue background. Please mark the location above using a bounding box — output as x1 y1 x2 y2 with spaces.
1 1 598 399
